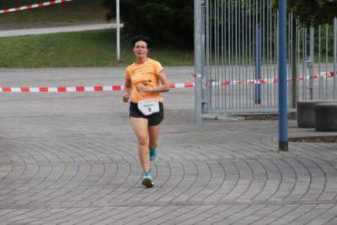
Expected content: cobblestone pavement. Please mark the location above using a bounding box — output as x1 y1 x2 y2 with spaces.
0 68 337 225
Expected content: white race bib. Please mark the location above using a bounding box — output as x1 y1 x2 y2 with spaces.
138 100 160 116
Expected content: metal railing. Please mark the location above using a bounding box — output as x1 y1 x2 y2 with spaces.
197 0 337 115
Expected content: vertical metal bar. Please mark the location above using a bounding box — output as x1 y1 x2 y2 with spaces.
252 0 256 110
215 0 218 111
238 0 242 111
288 13 292 105
209 0 214 111
218 0 224 112
221 0 225 110
224 0 228 110
309 27 314 100
217 0 221 110
325 24 329 99
201 0 207 113
333 17 337 99
248 0 252 109
214 0 218 111
251 0 255 110
194 0 203 124
255 24 262 104
268 0 274 108
116 0 121 62
241 0 245 110
278 0 288 151
267 0 272 107
264 0 269 109
213 0 216 111
205 0 211 112
254 0 258 109
290 14 298 108
275 10 279 107
319 26 322 99
297 22 302 100
216 0 220 110
302 28 306 100
262 0 265 109
235 0 239 111
261 0 265 109
244 0 248 110
228 1 233 109
219 0 223 110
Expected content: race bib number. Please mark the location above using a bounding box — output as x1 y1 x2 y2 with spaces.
138 100 160 116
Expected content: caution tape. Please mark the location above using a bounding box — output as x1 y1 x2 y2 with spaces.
0 0 72 14
0 82 194 94
208 71 336 86
0 71 335 94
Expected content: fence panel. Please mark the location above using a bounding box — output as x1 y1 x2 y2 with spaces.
201 0 337 115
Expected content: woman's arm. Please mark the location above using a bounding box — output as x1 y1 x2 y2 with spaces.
123 77 132 103
138 70 170 93
154 70 170 92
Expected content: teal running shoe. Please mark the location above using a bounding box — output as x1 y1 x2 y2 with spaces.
142 171 154 188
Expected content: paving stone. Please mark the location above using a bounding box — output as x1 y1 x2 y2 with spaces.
0 68 336 225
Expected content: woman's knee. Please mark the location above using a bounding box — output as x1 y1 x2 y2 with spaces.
137 136 148 146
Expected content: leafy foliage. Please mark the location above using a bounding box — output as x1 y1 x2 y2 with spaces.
103 0 194 48
273 0 337 25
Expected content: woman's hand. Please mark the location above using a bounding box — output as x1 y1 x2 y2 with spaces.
137 83 153 93
122 93 130 103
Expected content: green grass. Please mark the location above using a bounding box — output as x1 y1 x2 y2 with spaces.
0 0 193 67
0 0 107 27
0 30 193 68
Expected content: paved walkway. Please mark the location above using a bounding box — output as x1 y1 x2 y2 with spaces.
0 23 122 37
0 68 337 225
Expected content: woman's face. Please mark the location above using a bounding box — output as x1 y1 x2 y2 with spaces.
133 40 149 60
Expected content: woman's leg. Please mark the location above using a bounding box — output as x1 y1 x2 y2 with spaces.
130 117 150 172
148 125 160 150
148 103 163 161
148 125 160 161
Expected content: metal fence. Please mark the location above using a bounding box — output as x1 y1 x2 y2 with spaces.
198 0 337 115
295 20 337 102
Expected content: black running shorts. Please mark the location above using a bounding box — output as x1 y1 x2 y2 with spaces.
129 102 164 126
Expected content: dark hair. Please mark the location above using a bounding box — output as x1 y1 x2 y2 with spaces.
132 35 151 48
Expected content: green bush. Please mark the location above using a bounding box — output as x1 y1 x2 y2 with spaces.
273 0 337 26
103 0 194 49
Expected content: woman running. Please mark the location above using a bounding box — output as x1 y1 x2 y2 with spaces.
123 35 170 188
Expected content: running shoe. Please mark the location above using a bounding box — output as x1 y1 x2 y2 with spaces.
142 171 154 188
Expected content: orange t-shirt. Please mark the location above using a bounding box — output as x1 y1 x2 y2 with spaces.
125 58 164 103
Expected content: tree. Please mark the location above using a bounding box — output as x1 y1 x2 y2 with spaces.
103 0 194 48
273 0 337 26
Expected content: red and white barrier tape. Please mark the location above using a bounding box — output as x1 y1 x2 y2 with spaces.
0 0 72 14
0 82 194 94
208 71 336 86
0 71 335 94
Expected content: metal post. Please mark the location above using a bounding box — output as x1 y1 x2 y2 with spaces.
306 59 313 99
255 24 262 104
290 15 297 108
194 0 203 125
309 27 314 99
116 0 121 62
325 25 329 99
201 1 207 113
278 0 288 151
333 17 337 99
